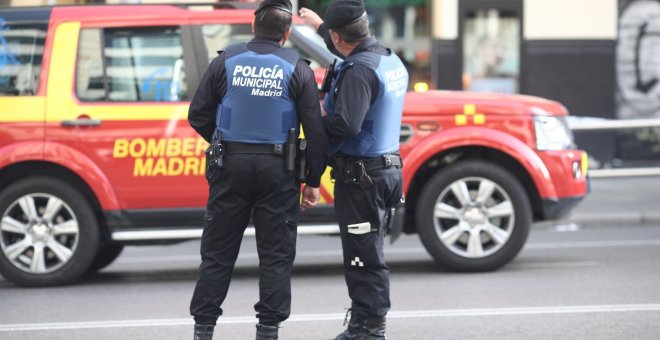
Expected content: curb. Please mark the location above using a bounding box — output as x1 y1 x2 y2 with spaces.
536 211 660 228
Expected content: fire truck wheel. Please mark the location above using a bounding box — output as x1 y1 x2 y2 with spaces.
0 177 100 286
86 243 124 274
416 160 532 272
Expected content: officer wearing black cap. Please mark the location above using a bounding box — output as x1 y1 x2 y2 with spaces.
300 1 408 339
188 0 328 339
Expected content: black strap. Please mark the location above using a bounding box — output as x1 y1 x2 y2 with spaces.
349 154 403 171
364 155 402 171
224 142 284 155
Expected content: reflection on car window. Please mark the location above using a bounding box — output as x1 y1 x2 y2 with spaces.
76 27 187 102
0 19 46 96
200 24 323 69
201 24 253 63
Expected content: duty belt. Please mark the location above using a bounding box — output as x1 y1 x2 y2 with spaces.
330 154 402 188
224 142 284 155
361 154 403 171
331 154 403 171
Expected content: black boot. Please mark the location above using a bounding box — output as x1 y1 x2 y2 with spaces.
334 310 387 340
255 323 279 340
193 323 214 340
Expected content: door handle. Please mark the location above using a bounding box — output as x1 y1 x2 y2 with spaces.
60 118 102 127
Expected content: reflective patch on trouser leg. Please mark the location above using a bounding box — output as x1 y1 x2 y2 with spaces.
350 257 365 267
347 222 372 235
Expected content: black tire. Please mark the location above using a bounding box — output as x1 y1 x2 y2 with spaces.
0 177 100 286
415 160 532 272
86 243 124 274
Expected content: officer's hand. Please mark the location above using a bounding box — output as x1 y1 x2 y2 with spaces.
299 7 323 31
320 105 327 117
301 185 320 211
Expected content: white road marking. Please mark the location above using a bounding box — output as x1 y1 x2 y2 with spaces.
514 261 600 268
524 239 660 249
2 304 660 332
115 239 660 264
116 255 201 263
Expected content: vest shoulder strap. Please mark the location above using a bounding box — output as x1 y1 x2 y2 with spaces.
224 42 249 58
224 42 299 66
273 47 300 66
345 50 381 71
333 51 381 96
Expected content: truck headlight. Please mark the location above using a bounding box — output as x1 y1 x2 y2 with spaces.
534 116 574 151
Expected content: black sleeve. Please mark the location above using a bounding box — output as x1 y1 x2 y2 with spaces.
290 59 328 188
322 64 378 143
317 23 344 59
188 53 227 143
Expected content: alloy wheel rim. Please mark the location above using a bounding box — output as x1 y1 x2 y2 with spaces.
1 193 80 274
432 177 515 258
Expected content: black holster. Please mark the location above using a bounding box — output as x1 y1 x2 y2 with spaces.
285 128 296 172
330 156 374 189
296 139 307 183
206 129 224 170
387 196 406 244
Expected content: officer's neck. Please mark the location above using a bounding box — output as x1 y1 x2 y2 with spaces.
336 42 358 58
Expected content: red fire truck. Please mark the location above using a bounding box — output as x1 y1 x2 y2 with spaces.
0 4 588 286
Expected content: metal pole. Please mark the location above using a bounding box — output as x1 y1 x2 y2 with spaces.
569 118 660 131
569 117 660 177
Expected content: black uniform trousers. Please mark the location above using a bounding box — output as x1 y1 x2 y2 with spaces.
333 165 403 318
190 153 299 326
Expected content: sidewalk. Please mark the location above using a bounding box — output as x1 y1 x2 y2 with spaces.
542 176 660 227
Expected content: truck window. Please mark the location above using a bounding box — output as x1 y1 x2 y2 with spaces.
200 24 323 69
76 26 188 102
0 19 46 96
200 24 253 63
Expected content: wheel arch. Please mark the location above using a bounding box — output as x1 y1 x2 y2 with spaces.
0 161 111 241
403 145 545 234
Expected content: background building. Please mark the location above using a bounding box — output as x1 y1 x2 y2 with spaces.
2 0 659 169
306 0 659 170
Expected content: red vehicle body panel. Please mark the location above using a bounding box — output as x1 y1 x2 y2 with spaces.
0 5 587 222
0 4 590 287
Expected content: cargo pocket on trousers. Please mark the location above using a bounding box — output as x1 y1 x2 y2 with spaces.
285 219 297 232
202 211 214 232
204 211 214 224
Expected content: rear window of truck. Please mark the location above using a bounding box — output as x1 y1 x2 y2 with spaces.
0 18 47 96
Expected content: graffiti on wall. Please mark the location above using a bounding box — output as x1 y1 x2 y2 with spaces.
615 0 660 163
617 0 660 119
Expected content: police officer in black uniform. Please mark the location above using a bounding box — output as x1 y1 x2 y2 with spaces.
300 1 409 339
188 1 328 339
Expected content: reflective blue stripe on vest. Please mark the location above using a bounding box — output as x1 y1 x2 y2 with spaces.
217 42 299 144
323 51 409 157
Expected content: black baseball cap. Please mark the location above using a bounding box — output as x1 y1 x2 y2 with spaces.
254 0 293 15
324 0 367 29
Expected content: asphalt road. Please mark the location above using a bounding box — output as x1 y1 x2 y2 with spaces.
560 176 660 226
1 221 660 340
